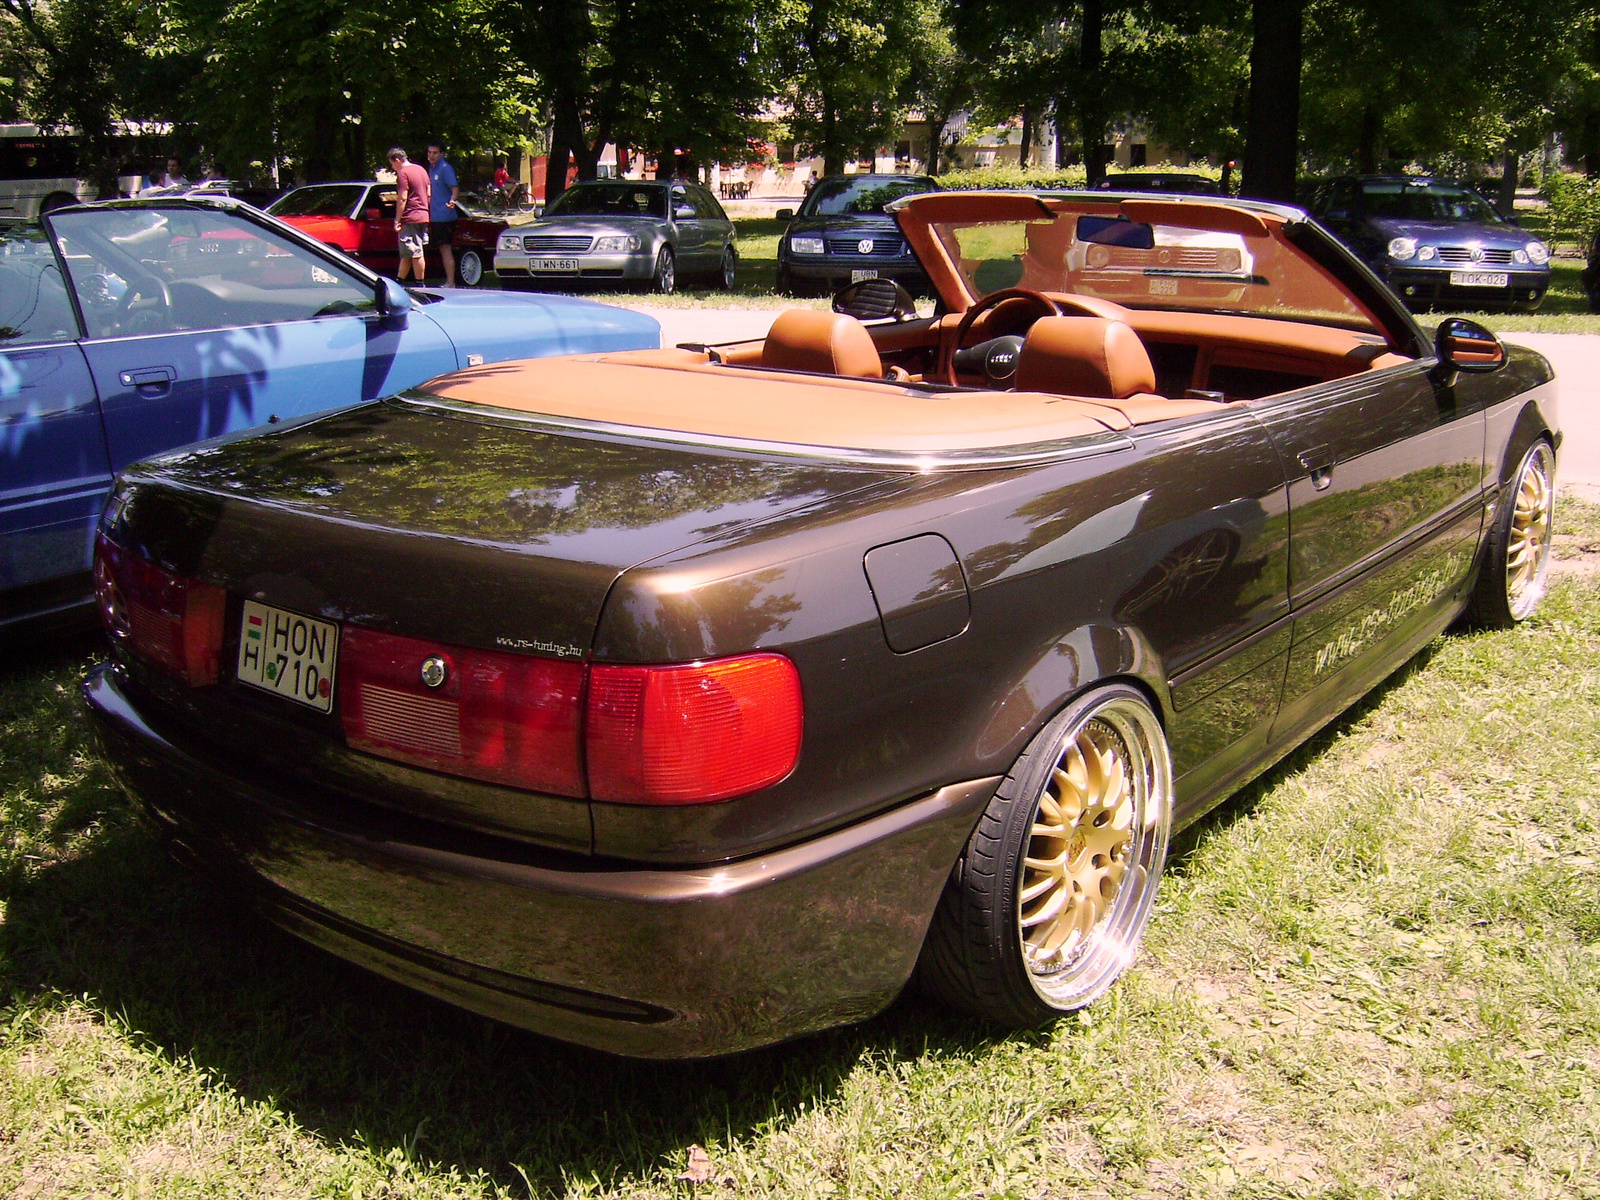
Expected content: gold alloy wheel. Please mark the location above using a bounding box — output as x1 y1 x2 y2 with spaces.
1013 695 1171 1008
1506 443 1554 620
1020 719 1135 968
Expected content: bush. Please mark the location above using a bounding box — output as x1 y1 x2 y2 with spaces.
934 165 1089 191
1541 171 1600 253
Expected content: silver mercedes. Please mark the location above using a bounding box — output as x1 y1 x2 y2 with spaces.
493 179 737 293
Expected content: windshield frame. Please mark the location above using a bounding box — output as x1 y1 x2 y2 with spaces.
889 190 1418 348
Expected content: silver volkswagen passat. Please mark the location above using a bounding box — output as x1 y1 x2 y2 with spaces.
494 180 737 293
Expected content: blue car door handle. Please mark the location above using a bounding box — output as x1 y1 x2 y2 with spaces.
119 366 176 395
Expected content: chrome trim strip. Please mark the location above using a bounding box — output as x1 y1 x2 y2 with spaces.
392 393 1137 470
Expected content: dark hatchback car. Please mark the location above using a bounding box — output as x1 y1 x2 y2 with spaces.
1310 176 1549 312
775 174 938 294
1091 172 1222 195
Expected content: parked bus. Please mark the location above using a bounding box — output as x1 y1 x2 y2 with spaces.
0 125 99 218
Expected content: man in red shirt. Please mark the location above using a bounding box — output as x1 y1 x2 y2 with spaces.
388 147 432 282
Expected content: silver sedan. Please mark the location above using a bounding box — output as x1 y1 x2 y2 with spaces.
493 180 737 293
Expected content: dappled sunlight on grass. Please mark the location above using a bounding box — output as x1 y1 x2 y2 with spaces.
1 500 1597 1196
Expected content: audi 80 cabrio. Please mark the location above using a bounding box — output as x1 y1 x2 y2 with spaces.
85 190 1559 1057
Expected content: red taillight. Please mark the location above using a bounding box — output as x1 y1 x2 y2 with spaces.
94 533 226 686
338 627 587 797
585 654 802 804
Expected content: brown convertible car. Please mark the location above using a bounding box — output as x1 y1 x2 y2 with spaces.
85 191 1559 1057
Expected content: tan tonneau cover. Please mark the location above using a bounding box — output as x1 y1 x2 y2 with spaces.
418 351 1150 453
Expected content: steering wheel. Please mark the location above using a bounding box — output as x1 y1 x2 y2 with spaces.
939 287 1132 386
116 276 173 335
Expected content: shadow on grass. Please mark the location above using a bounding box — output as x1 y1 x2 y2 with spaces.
0 664 1000 1191
0 622 1460 1190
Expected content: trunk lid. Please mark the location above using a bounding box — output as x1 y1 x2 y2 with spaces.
116 399 897 654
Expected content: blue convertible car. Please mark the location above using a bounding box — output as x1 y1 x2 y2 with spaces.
1 197 660 629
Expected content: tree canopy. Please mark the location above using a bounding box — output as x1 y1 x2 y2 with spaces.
0 0 1594 190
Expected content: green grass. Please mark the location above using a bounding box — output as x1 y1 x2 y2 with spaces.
4 499 1599 1197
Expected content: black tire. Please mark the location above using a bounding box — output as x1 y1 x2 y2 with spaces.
458 249 486 287
39 192 77 214
1465 439 1555 628
918 684 1172 1026
717 246 737 290
652 247 675 294
775 264 796 296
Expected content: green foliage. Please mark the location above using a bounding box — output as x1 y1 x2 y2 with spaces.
934 164 1088 190
767 0 932 174
1541 171 1600 254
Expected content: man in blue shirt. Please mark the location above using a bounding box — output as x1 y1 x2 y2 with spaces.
426 141 460 285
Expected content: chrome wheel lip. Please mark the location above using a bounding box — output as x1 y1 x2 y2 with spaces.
1017 695 1172 1011
1506 442 1554 621
458 250 484 286
657 250 675 293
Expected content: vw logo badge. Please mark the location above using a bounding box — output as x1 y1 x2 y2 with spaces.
420 655 449 689
858 238 874 254
1470 246 1483 262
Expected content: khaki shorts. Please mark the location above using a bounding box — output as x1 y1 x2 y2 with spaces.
398 223 429 257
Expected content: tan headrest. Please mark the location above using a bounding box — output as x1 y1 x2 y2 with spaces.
1015 316 1157 399
762 309 883 379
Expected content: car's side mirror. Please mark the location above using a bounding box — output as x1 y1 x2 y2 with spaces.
1505 214 1521 226
1434 317 1506 379
375 276 413 318
775 208 794 221
365 208 381 221
674 205 695 220
833 278 918 322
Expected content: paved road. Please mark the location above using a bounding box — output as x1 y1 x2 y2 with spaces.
627 307 1598 490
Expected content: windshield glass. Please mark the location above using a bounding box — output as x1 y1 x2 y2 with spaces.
801 177 936 217
544 183 666 218
268 185 367 218
928 202 1380 332
1360 181 1499 223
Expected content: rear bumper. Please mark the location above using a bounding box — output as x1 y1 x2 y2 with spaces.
84 663 994 1057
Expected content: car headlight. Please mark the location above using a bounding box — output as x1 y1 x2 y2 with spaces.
1513 248 1530 265
1417 244 1437 261
1216 248 1242 273
1388 237 1417 261
1526 241 1550 265
789 236 825 255
497 232 522 251
593 234 642 253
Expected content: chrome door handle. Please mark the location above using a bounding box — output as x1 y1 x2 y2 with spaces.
1297 446 1334 491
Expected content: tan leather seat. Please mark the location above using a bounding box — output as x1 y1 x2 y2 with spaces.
1015 316 1157 399
761 309 884 378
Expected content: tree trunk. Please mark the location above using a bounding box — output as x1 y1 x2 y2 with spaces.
1019 105 1032 171
1584 113 1600 178
1498 145 1518 219
927 118 945 175
306 97 335 183
1078 0 1105 185
1055 98 1073 167
1357 104 1379 175
1242 0 1302 203
821 89 844 177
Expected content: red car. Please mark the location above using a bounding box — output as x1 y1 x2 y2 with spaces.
266 182 503 286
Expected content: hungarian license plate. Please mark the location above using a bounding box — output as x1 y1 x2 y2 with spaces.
1450 271 1509 288
529 257 580 272
851 268 879 283
1147 277 1179 295
237 600 339 712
